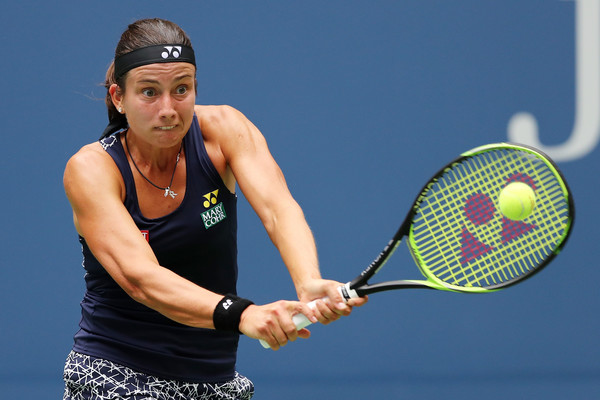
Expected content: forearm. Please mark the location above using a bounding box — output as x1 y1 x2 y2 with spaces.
266 202 322 299
123 262 223 328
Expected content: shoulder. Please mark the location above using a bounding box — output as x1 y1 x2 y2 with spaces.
64 141 124 202
65 142 114 178
194 104 250 135
194 104 266 154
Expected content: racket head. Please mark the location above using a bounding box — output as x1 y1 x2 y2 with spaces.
405 143 574 293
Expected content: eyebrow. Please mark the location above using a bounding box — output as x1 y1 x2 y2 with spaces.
136 74 195 85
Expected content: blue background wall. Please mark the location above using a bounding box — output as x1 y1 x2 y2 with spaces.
1 1 598 398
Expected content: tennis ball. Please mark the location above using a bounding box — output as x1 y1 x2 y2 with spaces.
498 182 536 221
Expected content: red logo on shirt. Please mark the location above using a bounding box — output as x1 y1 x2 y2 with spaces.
141 230 149 242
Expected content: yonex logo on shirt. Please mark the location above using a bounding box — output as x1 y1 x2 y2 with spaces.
203 190 219 208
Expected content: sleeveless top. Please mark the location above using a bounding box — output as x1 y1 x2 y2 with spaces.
72 115 240 383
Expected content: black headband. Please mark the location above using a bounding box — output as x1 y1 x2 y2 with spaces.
114 44 196 81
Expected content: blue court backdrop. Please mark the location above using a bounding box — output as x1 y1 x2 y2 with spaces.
1 0 598 398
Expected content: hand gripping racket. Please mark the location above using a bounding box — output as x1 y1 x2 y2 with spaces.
260 143 574 348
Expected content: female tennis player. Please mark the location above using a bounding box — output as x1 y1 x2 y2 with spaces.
62 18 365 400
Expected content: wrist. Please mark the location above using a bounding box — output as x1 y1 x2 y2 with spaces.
295 277 324 300
213 294 254 333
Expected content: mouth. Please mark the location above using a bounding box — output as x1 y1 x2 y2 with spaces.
156 125 177 131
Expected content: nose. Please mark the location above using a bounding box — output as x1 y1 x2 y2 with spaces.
158 94 177 120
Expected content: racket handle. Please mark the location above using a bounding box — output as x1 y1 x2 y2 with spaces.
259 283 358 349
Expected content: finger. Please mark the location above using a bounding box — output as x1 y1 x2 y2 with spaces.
325 285 347 310
270 326 289 349
313 299 341 324
263 323 295 351
297 328 311 340
262 321 286 350
267 326 311 350
273 301 314 346
347 295 368 307
322 291 353 316
323 283 356 315
264 334 281 351
261 303 293 350
295 302 318 326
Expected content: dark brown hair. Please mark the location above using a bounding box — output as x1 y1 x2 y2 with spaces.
102 19 194 135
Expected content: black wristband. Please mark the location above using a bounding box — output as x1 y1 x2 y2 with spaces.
213 294 254 333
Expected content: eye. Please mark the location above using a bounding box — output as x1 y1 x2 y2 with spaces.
176 85 188 95
142 88 156 97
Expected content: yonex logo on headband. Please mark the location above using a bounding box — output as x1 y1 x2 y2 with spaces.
161 46 182 59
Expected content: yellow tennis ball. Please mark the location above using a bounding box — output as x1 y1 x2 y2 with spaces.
498 182 536 221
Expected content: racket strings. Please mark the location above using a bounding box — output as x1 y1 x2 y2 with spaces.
410 148 570 289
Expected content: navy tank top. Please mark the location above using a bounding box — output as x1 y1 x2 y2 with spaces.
72 115 240 383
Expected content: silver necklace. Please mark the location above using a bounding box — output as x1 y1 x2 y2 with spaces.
124 134 183 199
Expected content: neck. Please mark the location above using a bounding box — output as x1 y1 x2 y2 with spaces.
123 131 183 171
123 131 184 199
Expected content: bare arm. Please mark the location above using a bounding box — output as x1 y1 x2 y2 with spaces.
64 143 224 328
201 106 366 321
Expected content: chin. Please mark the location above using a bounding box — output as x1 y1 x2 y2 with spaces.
151 129 182 145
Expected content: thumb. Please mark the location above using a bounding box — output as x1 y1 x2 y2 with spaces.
325 284 347 309
294 302 318 328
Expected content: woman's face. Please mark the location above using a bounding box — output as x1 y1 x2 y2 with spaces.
117 62 196 149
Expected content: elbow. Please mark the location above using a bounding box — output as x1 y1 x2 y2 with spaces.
121 280 148 305
261 202 305 242
115 272 154 306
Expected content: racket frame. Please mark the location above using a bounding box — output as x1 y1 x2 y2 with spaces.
342 142 575 298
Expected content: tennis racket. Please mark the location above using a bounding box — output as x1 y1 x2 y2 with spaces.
260 142 574 348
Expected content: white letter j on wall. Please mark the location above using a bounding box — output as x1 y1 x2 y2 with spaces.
508 0 600 162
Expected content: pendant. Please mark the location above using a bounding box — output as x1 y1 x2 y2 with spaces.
164 187 178 199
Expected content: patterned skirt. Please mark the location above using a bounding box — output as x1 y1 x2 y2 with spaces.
63 351 254 400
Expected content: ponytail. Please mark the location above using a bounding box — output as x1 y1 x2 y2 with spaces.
99 61 128 139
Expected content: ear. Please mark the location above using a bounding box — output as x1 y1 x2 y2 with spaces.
109 84 124 112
